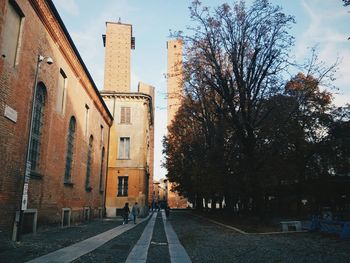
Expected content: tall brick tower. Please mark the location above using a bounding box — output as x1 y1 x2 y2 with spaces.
167 39 183 126
102 22 135 92
166 39 188 209
101 21 155 215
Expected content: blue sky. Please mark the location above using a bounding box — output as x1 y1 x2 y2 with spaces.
52 0 350 180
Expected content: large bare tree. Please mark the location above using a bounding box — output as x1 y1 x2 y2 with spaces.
179 0 295 212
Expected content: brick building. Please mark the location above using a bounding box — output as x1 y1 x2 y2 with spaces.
166 39 189 209
0 0 113 239
101 21 154 217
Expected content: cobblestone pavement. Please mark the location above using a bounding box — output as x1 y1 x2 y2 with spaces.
171 211 350 263
74 212 171 263
1 210 350 263
0 218 123 263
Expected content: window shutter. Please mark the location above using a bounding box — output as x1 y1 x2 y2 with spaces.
125 138 130 159
121 107 125 123
126 107 131 123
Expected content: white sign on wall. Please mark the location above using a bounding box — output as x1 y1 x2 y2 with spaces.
21 194 28 210
4 105 17 123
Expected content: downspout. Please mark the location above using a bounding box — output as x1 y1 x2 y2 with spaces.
103 95 116 217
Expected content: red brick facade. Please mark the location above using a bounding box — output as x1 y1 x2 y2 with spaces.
0 0 112 238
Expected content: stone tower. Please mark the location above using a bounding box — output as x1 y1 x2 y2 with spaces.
167 39 183 126
102 22 135 92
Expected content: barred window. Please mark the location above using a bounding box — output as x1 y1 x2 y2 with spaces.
64 117 76 183
118 137 130 159
85 135 93 191
120 107 131 124
117 176 128 196
99 147 105 192
30 83 46 171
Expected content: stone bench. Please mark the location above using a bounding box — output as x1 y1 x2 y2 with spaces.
280 221 302 232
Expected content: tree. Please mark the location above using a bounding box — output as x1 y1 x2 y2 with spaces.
343 0 350 7
177 0 295 214
165 0 338 216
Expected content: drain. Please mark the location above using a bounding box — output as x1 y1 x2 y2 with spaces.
151 241 168 246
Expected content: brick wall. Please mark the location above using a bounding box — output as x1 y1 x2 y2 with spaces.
0 0 112 238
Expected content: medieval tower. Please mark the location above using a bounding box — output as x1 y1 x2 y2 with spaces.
101 21 154 216
103 22 135 92
166 39 188 208
167 39 183 126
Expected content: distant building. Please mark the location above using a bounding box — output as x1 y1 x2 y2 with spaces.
153 179 168 206
166 39 188 209
101 22 154 217
0 0 113 239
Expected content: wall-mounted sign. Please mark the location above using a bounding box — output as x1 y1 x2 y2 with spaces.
21 194 28 210
4 105 17 123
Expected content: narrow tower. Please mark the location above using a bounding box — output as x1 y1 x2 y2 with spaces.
102 22 135 92
167 39 183 126
166 39 188 209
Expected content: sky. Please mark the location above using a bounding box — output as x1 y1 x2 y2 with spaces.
52 0 350 180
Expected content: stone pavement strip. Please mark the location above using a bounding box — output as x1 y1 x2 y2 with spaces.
25 214 152 263
125 212 157 263
162 211 192 263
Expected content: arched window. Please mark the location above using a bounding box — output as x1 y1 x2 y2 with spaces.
30 82 46 171
64 117 76 183
85 135 93 191
99 147 105 192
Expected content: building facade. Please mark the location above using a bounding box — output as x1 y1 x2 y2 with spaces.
101 21 154 217
0 0 113 238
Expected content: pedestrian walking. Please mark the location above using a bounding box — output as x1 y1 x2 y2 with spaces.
165 205 170 218
122 202 130 224
131 202 140 224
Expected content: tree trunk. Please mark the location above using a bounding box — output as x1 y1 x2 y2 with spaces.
195 194 203 210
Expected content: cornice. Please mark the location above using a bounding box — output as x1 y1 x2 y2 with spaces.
100 92 152 102
29 0 113 126
101 91 154 125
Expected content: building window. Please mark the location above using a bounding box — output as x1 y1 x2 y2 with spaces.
118 137 130 159
84 104 89 136
57 69 67 114
64 117 76 184
30 82 46 171
99 147 105 192
117 176 128 196
85 135 93 191
120 107 131 124
2 0 24 66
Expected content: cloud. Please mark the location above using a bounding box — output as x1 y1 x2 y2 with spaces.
295 0 350 98
54 0 79 16
333 94 350 107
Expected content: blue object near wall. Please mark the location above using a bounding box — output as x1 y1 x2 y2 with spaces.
340 222 350 239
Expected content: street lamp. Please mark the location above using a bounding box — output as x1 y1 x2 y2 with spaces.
14 55 54 241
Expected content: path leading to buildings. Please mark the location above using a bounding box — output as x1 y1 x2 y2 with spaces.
162 211 192 263
23 211 192 263
25 215 150 263
125 212 157 262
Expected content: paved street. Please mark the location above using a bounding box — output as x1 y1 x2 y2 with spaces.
1 210 350 263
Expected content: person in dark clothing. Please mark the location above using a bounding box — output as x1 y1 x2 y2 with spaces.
131 202 140 224
122 202 130 224
165 205 170 218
